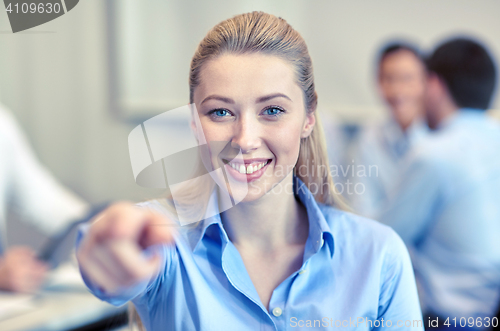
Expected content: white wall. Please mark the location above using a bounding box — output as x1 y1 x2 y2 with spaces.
0 0 164 204
116 0 500 121
0 0 498 204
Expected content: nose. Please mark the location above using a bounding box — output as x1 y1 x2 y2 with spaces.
383 78 403 98
231 113 261 153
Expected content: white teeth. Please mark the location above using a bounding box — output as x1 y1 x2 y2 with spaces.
228 161 268 174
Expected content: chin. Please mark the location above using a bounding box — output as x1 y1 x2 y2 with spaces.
225 180 271 203
223 176 291 205
233 190 266 203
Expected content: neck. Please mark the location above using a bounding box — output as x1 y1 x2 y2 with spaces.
399 120 411 133
430 92 459 130
438 101 458 126
220 173 309 252
394 106 424 134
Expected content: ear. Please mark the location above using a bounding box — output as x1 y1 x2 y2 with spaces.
301 111 316 138
190 117 198 138
427 72 449 98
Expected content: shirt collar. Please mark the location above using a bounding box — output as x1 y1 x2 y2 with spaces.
186 176 335 258
383 118 428 157
185 189 227 252
293 176 335 259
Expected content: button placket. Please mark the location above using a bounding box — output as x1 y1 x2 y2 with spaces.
267 274 293 330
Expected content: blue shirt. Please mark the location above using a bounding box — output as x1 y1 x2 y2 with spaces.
347 118 428 218
379 109 500 322
76 177 423 330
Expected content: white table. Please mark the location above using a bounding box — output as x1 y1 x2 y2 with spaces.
0 263 128 331
0 289 127 331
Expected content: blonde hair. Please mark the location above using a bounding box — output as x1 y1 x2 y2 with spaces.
190 11 347 207
130 11 348 330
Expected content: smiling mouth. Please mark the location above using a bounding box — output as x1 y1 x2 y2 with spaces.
222 159 272 174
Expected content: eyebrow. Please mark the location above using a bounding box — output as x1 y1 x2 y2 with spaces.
200 93 292 105
256 93 292 103
201 95 234 105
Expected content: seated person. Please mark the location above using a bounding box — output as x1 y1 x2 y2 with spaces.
348 41 428 217
380 38 500 326
0 104 89 292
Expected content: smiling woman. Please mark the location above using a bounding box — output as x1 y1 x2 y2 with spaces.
193 52 326 204
76 11 424 331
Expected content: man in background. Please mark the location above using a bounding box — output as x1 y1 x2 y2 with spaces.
347 42 428 217
0 104 89 292
380 38 500 325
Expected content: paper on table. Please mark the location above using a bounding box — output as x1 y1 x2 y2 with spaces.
0 291 38 320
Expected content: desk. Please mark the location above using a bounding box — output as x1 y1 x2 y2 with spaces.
0 263 128 331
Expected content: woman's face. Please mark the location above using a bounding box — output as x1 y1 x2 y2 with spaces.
192 53 315 202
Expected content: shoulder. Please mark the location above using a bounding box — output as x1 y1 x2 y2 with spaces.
318 205 420 308
318 204 407 257
401 132 454 180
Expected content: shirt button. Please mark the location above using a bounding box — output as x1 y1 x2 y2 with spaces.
298 269 307 275
272 307 282 317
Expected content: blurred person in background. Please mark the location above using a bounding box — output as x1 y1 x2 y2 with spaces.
347 42 428 217
380 38 500 328
0 104 89 293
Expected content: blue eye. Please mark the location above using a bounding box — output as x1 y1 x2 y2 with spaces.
208 108 233 121
263 107 284 116
214 109 228 117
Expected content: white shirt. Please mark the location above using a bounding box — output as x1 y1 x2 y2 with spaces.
0 104 89 251
346 118 428 217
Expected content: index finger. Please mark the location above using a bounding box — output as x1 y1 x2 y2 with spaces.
88 202 176 248
138 209 177 249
